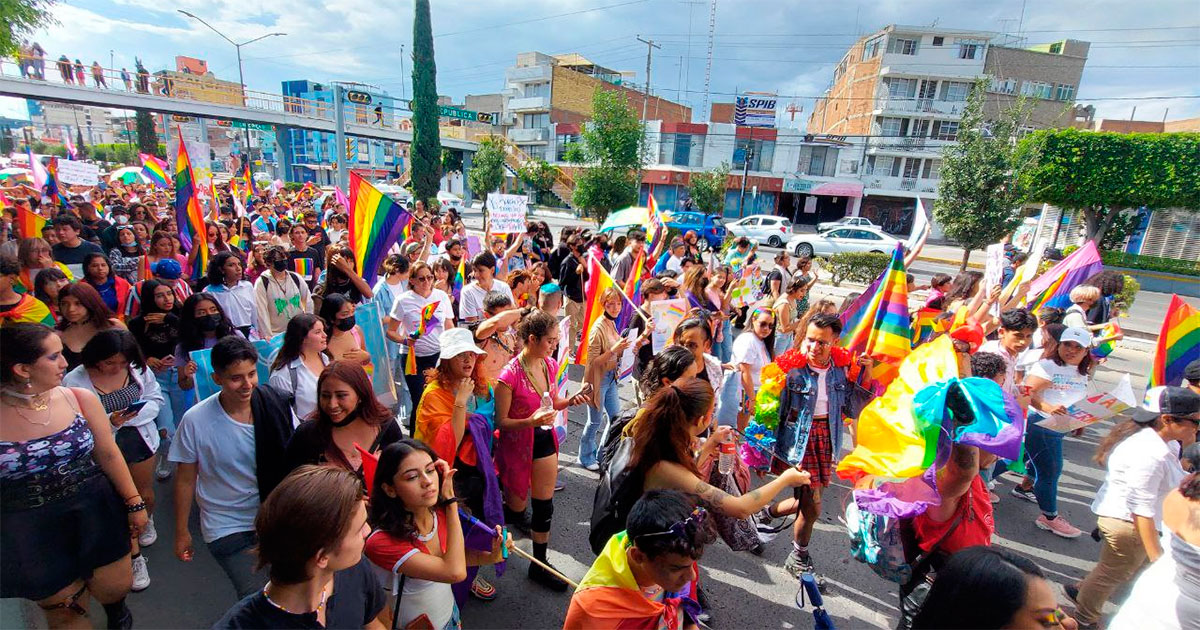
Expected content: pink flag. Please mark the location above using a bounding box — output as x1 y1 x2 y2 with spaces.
334 186 351 209
26 149 48 191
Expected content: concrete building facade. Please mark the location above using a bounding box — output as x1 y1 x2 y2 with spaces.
279 80 403 184
983 39 1090 129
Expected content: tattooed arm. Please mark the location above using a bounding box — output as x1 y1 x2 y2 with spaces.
647 460 810 520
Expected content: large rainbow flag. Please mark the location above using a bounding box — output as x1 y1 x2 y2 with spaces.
577 252 619 364
15 204 47 240
174 127 208 278
139 153 170 188
348 172 411 286
1150 294 1200 388
1024 241 1103 313
839 244 911 387
451 257 465 300
242 161 258 201
910 307 946 349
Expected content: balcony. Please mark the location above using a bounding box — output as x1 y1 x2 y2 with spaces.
874 97 964 117
507 95 551 112
866 135 951 155
508 127 549 143
505 64 552 84
862 173 940 195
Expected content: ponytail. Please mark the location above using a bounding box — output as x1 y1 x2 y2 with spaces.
629 378 714 476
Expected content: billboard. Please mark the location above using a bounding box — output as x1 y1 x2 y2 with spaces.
734 92 778 128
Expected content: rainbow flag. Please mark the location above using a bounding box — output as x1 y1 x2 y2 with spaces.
44 158 67 207
644 195 668 263
0 294 56 327
139 255 153 282
577 253 620 364
242 161 258 201
139 153 170 188
910 307 946 348
839 245 911 387
293 258 312 278
1024 241 1103 313
1150 294 1200 388
1091 321 1122 359
174 127 208 279
405 301 441 375
452 257 465 300
348 172 412 286
15 205 46 239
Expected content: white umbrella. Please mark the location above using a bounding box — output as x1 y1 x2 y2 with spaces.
0 167 32 180
108 166 151 184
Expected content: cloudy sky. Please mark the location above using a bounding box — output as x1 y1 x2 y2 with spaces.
4 0 1198 125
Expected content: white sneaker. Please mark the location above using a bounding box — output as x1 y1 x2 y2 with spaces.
138 516 157 547
131 555 150 592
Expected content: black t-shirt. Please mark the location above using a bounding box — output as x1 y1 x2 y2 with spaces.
547 245 570 281
284 419 403 481
52 239 103 265
127 312 182 361
287 249 324 286
213 558 386 629
559 254 586 302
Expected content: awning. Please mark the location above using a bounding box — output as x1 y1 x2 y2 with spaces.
783 177 863 198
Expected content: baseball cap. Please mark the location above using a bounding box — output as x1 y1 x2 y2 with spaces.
437 328 486 364
1133 386 1200 423
1058 327 1093 348
1184 358 1200 382
153 259 182 280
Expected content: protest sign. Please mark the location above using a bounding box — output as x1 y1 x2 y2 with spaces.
617 329 637 382
1036 374 1136 433
984 243 1006 316
650 298 687 353
466 235 482 258
56 160 100 186
189 332 285 403
357 300 397 406
486 194 528 234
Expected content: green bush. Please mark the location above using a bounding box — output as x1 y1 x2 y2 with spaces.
827 252 890 287
1100 251 1199 277
1115 274 1140 313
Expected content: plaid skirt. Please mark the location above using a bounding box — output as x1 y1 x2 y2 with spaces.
800 417 834 487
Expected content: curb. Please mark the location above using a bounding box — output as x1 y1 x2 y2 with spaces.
913 254 985 270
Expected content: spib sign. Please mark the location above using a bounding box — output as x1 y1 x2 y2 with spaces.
734 92 778 128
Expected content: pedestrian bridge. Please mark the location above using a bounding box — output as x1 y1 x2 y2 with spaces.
0 64 478 152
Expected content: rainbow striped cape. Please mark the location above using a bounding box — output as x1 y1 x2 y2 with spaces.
348 173 411 286
564 532 690 630
0 294 56 327
1150 294 1200 388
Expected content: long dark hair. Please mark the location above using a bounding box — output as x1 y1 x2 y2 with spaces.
56 282 116 331
314 361 391 426
1 323 56 385
206 251 243 288
138 279 179 317
82 252 113 284
368 439 446 540
317 292 352 338
271 313 324 371
629 377 715 477
640 346 698 397
944 271 983 303
912 546 1045 629
32 266 67 305
179 293 233 352
81 328 146 372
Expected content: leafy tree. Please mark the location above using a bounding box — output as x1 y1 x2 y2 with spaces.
0 129 14 155
467 136 505 212
518 158 560 203
933 79 1034 270
1 0 57 58
1016 129 1200 243
569 89 645 222
31 141 65 157
441 149 463 173
688 162 730 215
134 110 158 157
410 0 442 208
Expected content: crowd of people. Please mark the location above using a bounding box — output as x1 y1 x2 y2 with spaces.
1 170 1198 630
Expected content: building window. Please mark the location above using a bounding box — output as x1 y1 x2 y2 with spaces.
523 82 549 98
886 77 918 99
1054 83 1076 101
733 138 774 171
921 158 941 179
862 36 884 60
932 36 944 46
1020 81 1053 99
867 155 901 177
659 132 704 167
990 78 1018 95
956 38 985 60
888 37 919 55
878 117 905 137
798 145 838 177
932 120 959 141
358 139 369 163
522 112 549 129
940 81 970 102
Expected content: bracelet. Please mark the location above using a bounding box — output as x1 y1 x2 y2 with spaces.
126 501 147 514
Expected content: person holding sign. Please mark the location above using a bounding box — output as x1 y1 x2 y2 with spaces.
579 287 631 472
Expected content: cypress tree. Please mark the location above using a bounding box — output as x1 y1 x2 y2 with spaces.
410 0 442 206
135 110 159 156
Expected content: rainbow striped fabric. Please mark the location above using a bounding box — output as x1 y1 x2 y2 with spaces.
293 258 312 278
1024 241 1103 313
242 162 258 200
0 294 56 327
44 158 67 207
1091 321 1121 359
452 257 465 300
15 205 46 239
910 307 946 349
840 244 911 387
1150 294 1200 388
417 301 440 335
173 128 208 279
577 253 618 364
139 153 170 188
644 195 667 262
347 172 412 286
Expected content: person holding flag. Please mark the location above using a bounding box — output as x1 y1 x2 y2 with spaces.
386 262 455 424
579 286 631 472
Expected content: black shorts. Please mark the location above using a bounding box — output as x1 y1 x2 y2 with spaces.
114 426 155 464
532 427 558 459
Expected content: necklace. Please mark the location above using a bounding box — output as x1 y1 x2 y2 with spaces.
519 354 547 392
262 581 329 615
2 388 51 412
415 510 439 542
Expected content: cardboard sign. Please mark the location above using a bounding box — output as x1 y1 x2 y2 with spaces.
486 194 528 234
56 160 100 186
650 298 687 353
984 243 1006 317
1035 374 1136 433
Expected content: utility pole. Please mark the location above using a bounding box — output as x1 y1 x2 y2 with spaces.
636 36 661 121
334 84 348 191
737 145 754 218
400 44 407 102
702 0 716 122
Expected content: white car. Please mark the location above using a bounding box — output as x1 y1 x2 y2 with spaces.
787 227 901 258
725 215 794 248
817 216 878 233
437 190 465 212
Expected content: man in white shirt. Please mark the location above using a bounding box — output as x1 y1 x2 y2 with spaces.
664 240 687 275
458 251 514 322
978 308 1038 397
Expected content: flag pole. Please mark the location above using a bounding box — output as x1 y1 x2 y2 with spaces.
457 509 580 589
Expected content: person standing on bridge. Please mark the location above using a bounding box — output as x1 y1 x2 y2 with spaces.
56 55 73 84
120 68 131 91
73 59 86 86
91 61 107 88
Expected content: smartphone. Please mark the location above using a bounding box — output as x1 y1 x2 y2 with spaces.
124 400 148 415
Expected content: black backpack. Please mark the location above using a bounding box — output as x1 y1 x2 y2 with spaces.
589 436 645 555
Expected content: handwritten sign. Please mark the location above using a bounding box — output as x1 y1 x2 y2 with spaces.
56 160 100 186
486 194 528 234
984 243 1006 317
650 298 687 353
1035 374 1135 433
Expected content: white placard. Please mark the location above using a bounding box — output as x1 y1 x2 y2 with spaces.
486 193 528 234
56 160 100 186
1035 374 1136 433
984 242 1006 316
649 298 687 354
617 329 637 382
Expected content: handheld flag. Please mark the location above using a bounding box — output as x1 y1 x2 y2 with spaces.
348 172 412 286
1091 321 1121 359
63 129 77 160
174 126 209 278
405 302 441 375
839 245 911 387
1024 241 1103 313
15 204 47 239
452 257 465 300
355 444 379 496
1150 295 1200 388
575 253 647 362
140 153 170 188
27 149 49 191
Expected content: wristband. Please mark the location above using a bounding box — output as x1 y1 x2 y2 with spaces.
126 501 147 514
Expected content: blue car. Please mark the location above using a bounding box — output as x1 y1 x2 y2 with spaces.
662 210 726 251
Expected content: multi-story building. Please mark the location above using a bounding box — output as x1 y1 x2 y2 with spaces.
26 100 117 145
983 40 1089 129
278 80 403 184
502 52 690 162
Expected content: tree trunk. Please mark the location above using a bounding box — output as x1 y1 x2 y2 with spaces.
1092 206 1119 246
960 247 971 272
1082 207 1102 243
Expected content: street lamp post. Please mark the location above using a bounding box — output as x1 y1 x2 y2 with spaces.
177 9 285 169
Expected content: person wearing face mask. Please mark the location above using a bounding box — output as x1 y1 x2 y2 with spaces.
204 252 258 340
175 294 235 394
99 207 131 252
579 287 632 472
318 293 373 374
312 245 373 313
253 246 312 339
106 225 144 283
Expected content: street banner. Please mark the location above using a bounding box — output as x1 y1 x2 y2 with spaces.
1035 373 1136 433
486 194 528 234
56 160 100 186
650 298 687 353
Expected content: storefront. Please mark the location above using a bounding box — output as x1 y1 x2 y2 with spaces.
859 195 927 235
779 177 863 227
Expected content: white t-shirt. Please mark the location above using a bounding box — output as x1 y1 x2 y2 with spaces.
666 254 684 274
207 280 258 335
168 393 259 543
1063 304 1089 329
1026 358 1090 419
731 332 770 391
391 289 455 357
268 355 329 425
810 363 830 417
1090 427 1185 529
458 279 514 322
978 339 1020 395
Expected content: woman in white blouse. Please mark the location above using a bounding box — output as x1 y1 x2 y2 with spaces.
1068 386 1199 628
268 313 330 425
203 251 258 339
385 261 455 434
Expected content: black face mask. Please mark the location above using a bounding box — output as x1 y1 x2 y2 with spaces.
271 259 288 272
329 408 359 428
336 315 357 332
197 314 222 332
603 311 618 321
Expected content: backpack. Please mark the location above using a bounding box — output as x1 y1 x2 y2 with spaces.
844 490 966 583
258 270 303 294
589 436 645 555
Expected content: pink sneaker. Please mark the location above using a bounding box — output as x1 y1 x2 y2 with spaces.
1036 514 1083 538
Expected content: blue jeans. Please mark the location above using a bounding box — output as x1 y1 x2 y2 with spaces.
579 370 620 468
715 319 733 363
207 530 267 599
1024 421 1064 517
154 366 189 435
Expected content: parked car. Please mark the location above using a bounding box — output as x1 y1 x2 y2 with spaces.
725 215 795 248
437 190 465 213
817 216 879 233
787 227 902 258
661 210 726 250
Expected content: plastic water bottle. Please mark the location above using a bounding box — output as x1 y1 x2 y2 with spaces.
718 433 736 475
538 392 554 430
